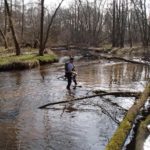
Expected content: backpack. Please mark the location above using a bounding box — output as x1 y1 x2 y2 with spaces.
65 62 69 73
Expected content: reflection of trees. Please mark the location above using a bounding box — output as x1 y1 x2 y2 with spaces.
43 110 56 150
127 64 144 82
144 66 150 79
75 62 150 89
110 63 149 85
15 72 22 85
77 65 100 84
0 121 18 149
109 65 113 89
39 66 49 81
112 64 123 85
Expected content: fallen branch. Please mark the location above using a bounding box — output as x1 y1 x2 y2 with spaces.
39 91 140 109
101 97 127 111
99 55 149 66
94 90 140 98
94 103 120 124
106 82 150 150
82 102 120 124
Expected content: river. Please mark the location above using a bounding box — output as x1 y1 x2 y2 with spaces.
0 53 150 150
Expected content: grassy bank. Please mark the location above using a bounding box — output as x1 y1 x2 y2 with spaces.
105 82 150 150
0 54 58 71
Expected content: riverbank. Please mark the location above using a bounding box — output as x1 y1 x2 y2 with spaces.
68 45 150 59
0 53 58 71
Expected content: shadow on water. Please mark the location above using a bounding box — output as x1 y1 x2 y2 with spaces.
0 57 150 150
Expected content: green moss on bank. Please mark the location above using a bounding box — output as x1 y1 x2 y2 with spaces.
105 83 150 150
0 54 58 71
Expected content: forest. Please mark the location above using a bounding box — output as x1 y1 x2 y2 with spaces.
0 0 150 150
0 0 150 55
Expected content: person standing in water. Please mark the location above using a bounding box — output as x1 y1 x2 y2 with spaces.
65 57 77 90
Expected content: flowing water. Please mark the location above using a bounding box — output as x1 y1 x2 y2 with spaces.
0 54 150 150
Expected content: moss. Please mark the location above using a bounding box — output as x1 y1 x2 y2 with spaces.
105 83 150 150
0 54 58 71
106 120 131 150
37 54 58 64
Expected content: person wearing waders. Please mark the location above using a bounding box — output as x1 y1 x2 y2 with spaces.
65 57 77 90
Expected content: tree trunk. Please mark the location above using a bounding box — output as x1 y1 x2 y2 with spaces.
112 0 116 47
131 0 149 48
21 0 25 43
4 1 8 49
4 0 21 55
128 11 133 47
42 0 64 53
39 0 44 56
0 27 8 49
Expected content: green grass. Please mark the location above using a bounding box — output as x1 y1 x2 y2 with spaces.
37 54 58 63
0 54 58 71
0 47 6 52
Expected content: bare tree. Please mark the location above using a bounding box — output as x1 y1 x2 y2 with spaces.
4 0 8 48
131 0 149 47
4 0 20 55
112 0 116 47
0 27 8 48
39 0 44 56
0 0 150 51
21 0 25 42
43 0 64 51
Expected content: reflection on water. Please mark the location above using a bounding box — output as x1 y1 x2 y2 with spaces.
0 59 150 150
77 62 149 91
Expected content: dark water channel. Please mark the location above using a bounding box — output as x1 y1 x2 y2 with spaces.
0 55 150 150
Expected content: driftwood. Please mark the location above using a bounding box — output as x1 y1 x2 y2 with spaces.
99 55 149 66
39 91 140 109
94 91 140 98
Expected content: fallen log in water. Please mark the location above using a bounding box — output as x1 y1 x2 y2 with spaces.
105 82 150 150
39 91 140 109
94 90 140 98
99 55 150 66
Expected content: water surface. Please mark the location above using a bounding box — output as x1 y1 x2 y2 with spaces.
0 57 150 150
